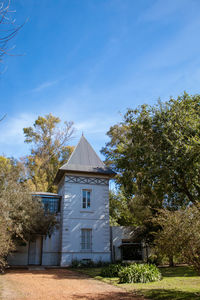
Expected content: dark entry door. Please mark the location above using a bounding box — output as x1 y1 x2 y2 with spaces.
122 243 142 260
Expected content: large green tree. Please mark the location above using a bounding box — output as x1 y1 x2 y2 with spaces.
102 93 200 226
23 114 74 192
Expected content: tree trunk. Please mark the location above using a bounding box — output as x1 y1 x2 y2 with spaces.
169 255 174 267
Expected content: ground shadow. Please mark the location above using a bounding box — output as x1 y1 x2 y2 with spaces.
141 288 200 300
159 266 199 278
5 268 94 280
70 291 142 300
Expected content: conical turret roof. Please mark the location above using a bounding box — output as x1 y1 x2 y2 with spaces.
54 135 115 184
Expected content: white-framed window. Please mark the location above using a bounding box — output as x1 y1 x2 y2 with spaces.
82 189 91 209
81 229 92 250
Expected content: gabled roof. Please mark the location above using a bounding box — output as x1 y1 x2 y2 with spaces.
54 135 115 184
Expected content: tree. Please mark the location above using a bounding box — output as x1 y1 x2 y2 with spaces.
102 93 200 228
153 205 200 273
0 215 13 271
0 156 57 271
23 114 74 192
0 0 23 65
109 190 136 226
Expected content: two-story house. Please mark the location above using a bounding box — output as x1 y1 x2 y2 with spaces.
8 135 115 266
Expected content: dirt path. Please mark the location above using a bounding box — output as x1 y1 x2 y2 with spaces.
0 268 144 300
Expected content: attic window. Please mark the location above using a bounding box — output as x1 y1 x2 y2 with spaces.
82 189 91 209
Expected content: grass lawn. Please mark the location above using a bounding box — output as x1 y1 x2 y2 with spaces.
75 266 200 300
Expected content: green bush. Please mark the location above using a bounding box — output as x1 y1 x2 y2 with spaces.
118 263 162 283
71 259 109 268
71 259 81 268
100 264 123 277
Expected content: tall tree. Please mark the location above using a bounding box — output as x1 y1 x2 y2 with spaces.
102 93 200 226
23 114 74 192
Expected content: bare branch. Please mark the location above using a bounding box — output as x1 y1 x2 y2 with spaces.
0 114 6 122
0 0 24 64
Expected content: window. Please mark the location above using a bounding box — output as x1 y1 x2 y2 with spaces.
121 241 142 261
42 197 60 213
32 194 61 214
82 189 91 209
81 229 92 250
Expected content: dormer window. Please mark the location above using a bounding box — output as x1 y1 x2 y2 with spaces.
82 189 91 209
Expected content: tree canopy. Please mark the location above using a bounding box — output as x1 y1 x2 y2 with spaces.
109 190 136 226
153 204 200 273
0 156 57 271
23 114 74 192
102 93 200 226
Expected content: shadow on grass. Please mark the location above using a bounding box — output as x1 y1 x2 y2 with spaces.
70 291 140 300
143 288 200 300
160 266 199 278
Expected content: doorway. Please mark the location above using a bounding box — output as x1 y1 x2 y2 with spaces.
28 236 43 265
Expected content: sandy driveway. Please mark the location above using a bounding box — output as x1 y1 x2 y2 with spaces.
0 268 144 300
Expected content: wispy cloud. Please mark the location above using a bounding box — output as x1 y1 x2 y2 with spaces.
31 80 59 93
139 0 189 23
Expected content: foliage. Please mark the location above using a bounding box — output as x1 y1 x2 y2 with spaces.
71 259 109 268
100 263 161 283
23 113 74 192
153 204 200 274
100 264 123 277
102 92 200 235
118 263 161 283
0 215 13 272
109 190 136 225
0 156 57 271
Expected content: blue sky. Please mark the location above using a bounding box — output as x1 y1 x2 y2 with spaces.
1 0 200 159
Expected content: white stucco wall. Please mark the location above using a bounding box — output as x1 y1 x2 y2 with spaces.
60 174 111 266
42 227 60 265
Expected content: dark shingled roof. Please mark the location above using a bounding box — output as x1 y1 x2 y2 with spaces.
54 135 115 184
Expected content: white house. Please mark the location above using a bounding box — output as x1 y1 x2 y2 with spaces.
8 135 115 266
8 135 146 266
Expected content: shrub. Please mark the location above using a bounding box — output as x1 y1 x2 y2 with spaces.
100 264 123 277
82 259 95 267
118 263 162 283
71 259 110 268
71 259 81 268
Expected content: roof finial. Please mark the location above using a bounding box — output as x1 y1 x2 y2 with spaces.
82 132 84 137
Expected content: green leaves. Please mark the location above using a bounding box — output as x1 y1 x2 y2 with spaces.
118 263 161 283
23 114 74 192
102 93 200 225
153 204 200 274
